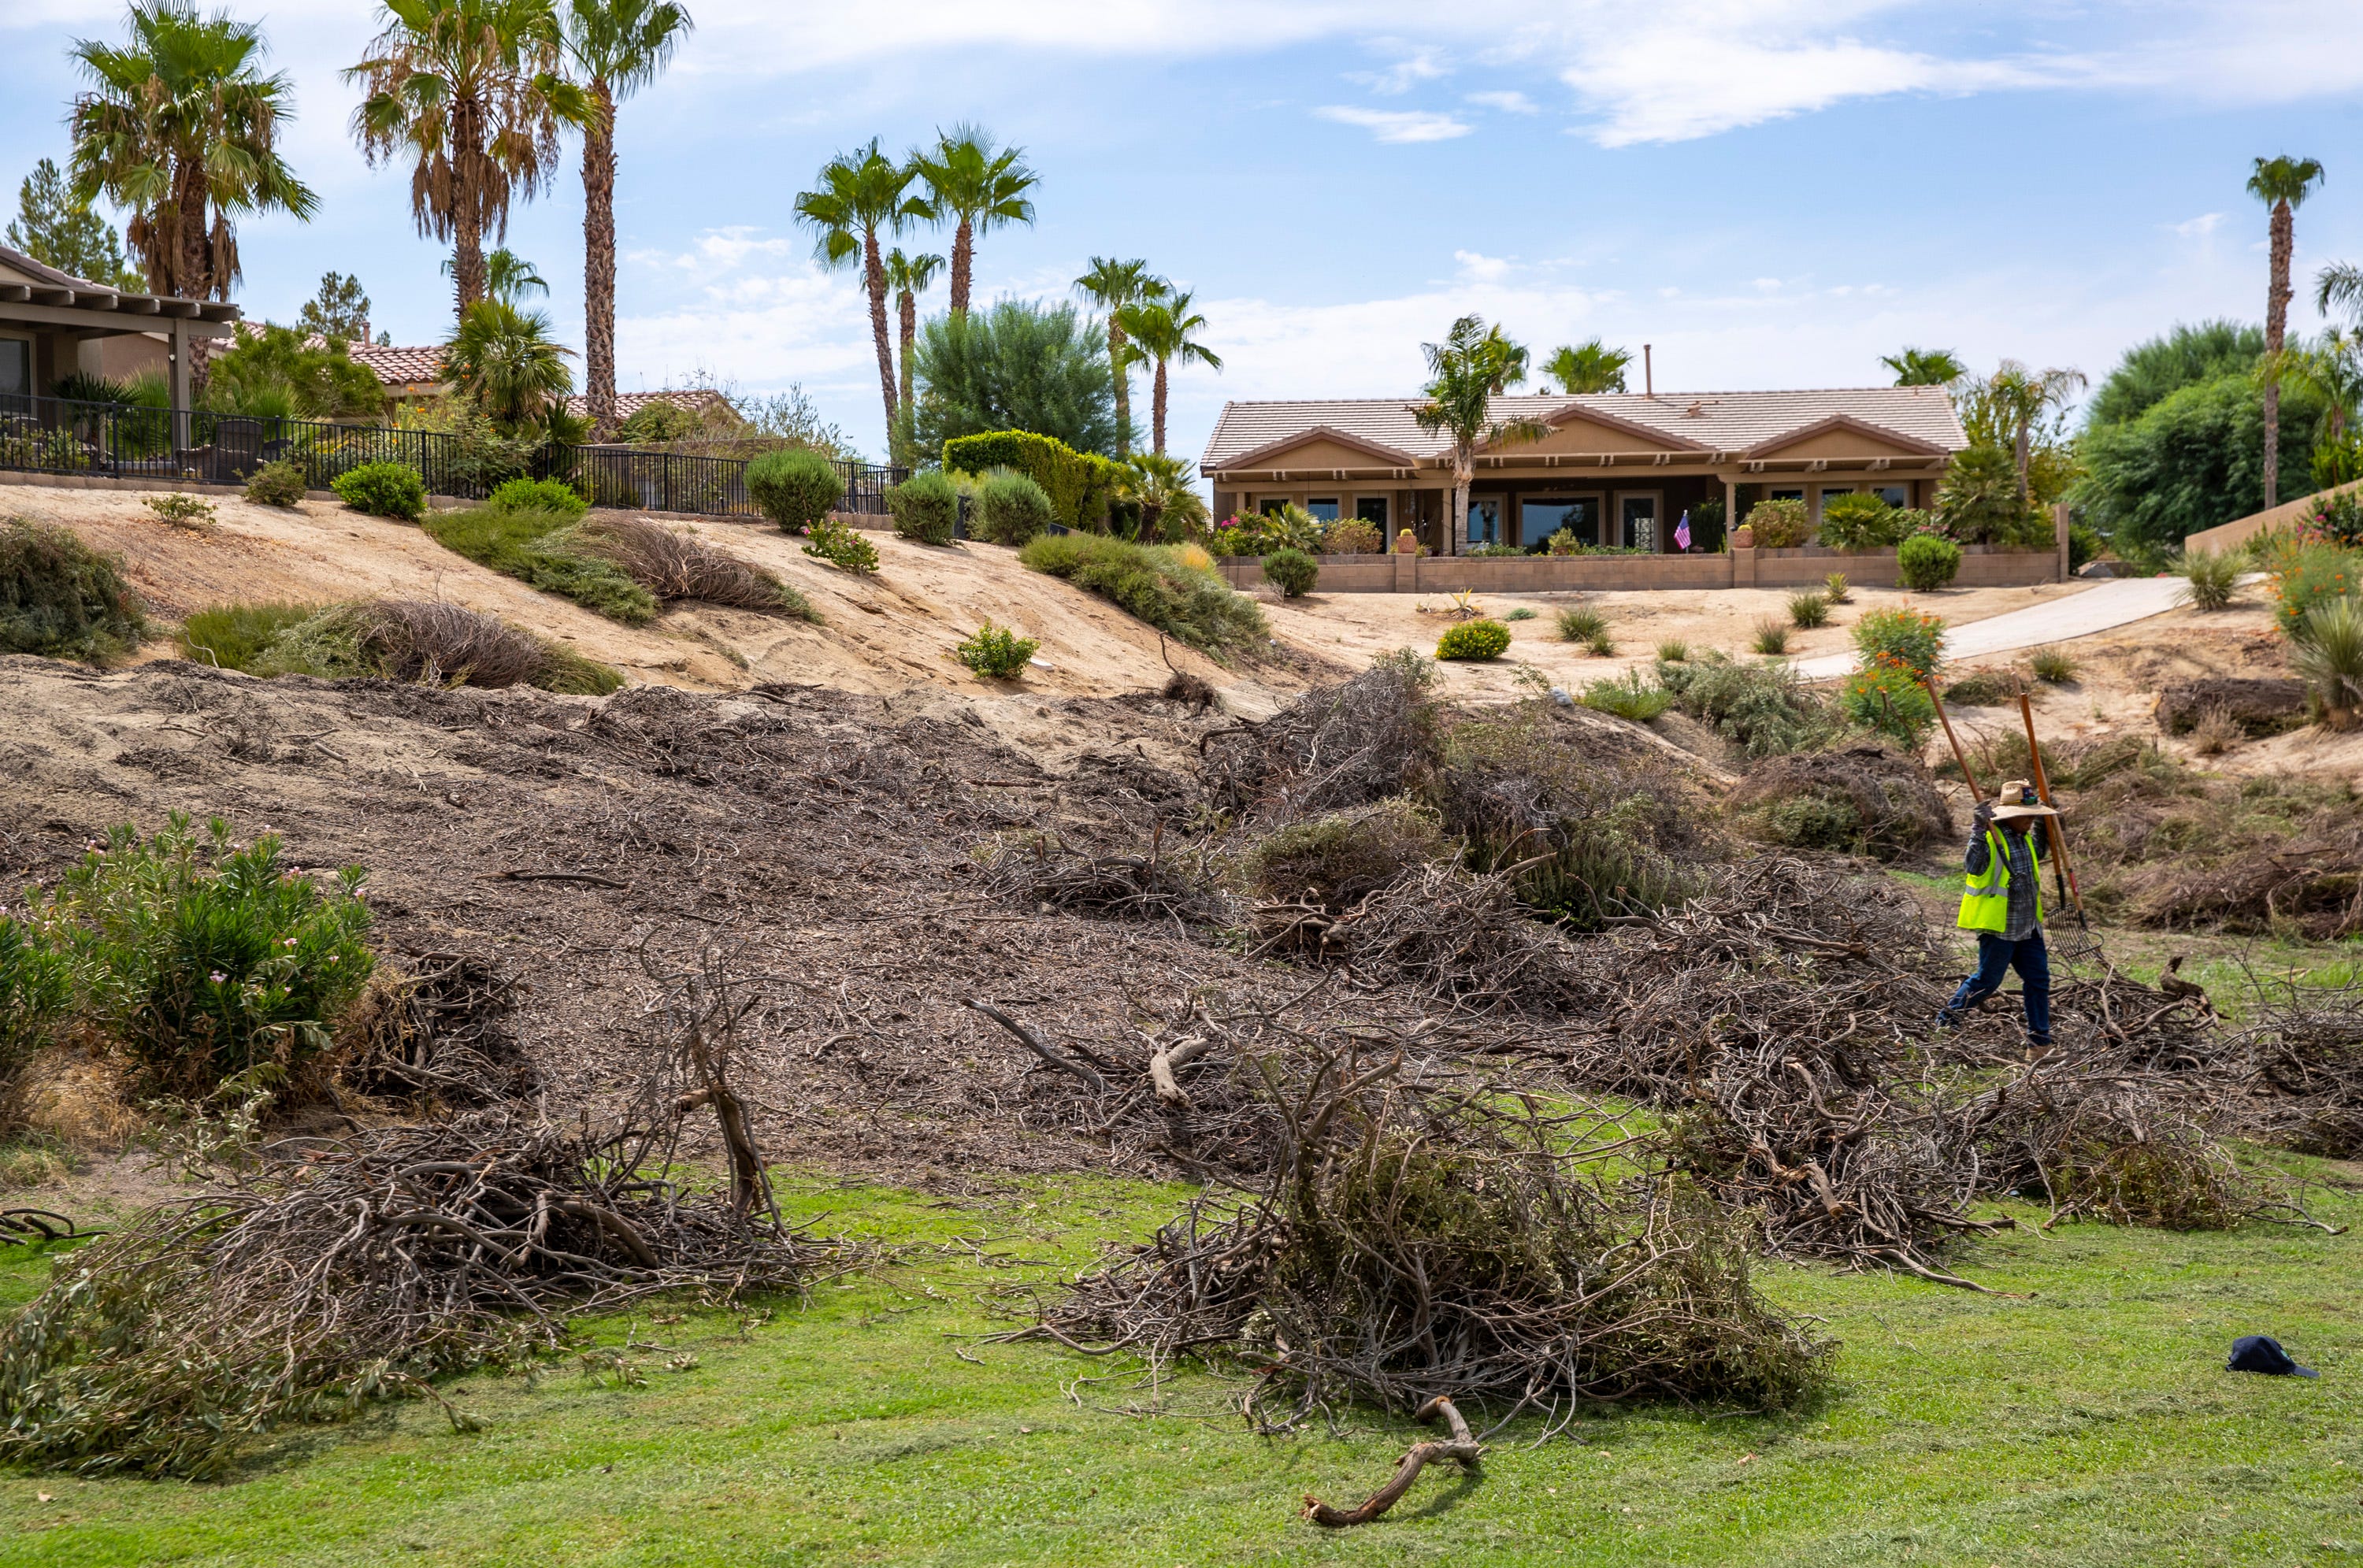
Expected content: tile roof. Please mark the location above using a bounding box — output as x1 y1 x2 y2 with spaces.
348 342 447 387
561 388 727 419
1200 385 1967 472
0 242 242 322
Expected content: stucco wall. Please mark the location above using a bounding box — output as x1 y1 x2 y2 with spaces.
1217 544 2062 593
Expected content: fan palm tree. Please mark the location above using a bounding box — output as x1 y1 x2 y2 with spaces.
2248 154 2327 508
1113 290 1220 458
443 296 574 431
1074 258 1166 454
67 2 317 317
1879 347 1965 387
1413 315 1547 554
561 0 692 436
347 0 583 321
796 139 927 441
909 124 1037 317
882 247 941 463
2318 261 2363 327
442 245 547 304
1541 337 1630 394
1120 450 1207 539
1983 360 2087 507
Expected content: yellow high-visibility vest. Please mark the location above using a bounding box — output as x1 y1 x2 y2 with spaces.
1958 825 2042 933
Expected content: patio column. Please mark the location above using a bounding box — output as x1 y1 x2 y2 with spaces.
168 318 191 453
1722 475 1738 549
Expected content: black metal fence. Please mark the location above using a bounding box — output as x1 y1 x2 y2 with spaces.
0 394 903 517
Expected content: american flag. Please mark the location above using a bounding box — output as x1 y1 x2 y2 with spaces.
1674 511 1692 551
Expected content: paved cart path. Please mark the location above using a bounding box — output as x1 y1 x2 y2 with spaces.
1794 576 2189 679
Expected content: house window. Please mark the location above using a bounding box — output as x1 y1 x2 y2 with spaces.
1875 484 1909 509
1770 487 1805 502
1520 496 1597 550
1467 496 1503 547
1815 486 1852 519
1306 498 1341 522
0 339 28 399
1259 497 1292 516
1354 496 1389 528
1619 494 1660 550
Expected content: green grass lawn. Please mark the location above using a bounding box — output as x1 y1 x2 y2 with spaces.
5 1167 2359 1567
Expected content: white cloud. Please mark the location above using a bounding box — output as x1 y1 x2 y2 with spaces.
1466 90 1539 114
2171 212 2226 239
1454 250 1513 283
1348 41 1449 95
1314 106 1473 143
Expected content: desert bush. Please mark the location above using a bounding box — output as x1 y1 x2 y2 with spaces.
1896 532 1963 591
2187 704 2242 756
1244 795 1444 910
955 620 1038 678
1788 591 1830 628
1941 669 2022 707
1322 517 1383 554
143 491 217 532
177 602 318 670
1555 606 1608 643
1815 491 1905 549
0 917 74 1084
803 516 880 574
2269 542 2361 639
1263 547 1319 598
243 461 308 508
2293 597 2363 729
746 449 840 535
330 462 428 521
1019 533 1267 652
2172 547 2241 612
1851 606 1946 681
1751 618 1791 655
1742 498 1811 548
1824 571 1851 603
1656 652 1831 758
1504 606 1538 621
254 599 621 695
1437 618 1512 661
0 521 146 662
1656 637 1690 662
976 468 1056 547
569 517 811 617
2030 647 2078 684
487 476 588 519
1582 670 1673 722
885 469 959 544
36 815 374 1093
1840 658 1938 750
1731 745 1953 860
421 506 658 623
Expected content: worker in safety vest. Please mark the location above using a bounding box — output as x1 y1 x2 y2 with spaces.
1935 778 2057 1050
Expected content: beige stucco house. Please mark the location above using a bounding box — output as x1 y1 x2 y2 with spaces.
1199 385 1968 554
0 243 239 407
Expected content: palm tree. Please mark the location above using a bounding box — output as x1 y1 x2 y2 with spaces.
1880 347 1965 387
68 2 317 325
443 296 573 431
1541 337 1630 394
1983 360 2087 507
909 124 1037 317
2266 329 2363 484
442 245 547 304
1074 258 1166 454
561 0 692 437
1112 290 1220 458
347 0 583 321
2318 261 2363 327
1119 450 1207 539
796 139 928 442
2248 154 2327 509
1413 315 1547 554
882 247 943 460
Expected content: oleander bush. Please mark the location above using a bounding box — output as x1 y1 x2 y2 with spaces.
746 449 841 535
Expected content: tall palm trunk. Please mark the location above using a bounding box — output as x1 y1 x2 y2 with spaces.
1452 447 1474 556
862 228 897 436
1152 355 1168 456
895 285 917 466
1109 319 1131 455
948 216 973 317
580 79 619 437
2265 196 2294 510
448 91 488 317
2012 417 2033 506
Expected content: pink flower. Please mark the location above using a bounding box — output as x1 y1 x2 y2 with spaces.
210 971 226 984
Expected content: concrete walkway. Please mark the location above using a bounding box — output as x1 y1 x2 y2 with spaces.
1793 576 2188 680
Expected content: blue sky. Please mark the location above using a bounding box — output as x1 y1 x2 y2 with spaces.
7 0 2363 464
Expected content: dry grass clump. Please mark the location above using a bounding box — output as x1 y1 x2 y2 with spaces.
255 599 623 696
982 833 1230 928
1244 796 1444 910
336 953 536 1108
1729 744 1953 860
2187 703 2243 756
569 516 814 619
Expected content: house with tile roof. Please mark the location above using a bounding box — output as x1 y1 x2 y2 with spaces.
0 241 239 410
343 339 725 432
1198 385 1968 555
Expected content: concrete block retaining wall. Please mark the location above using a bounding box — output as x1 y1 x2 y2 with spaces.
1218 543 2063 593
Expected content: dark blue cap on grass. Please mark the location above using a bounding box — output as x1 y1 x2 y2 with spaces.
2228 1335 2318 1378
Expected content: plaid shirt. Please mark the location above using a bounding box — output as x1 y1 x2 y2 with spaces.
1965 821 2046 941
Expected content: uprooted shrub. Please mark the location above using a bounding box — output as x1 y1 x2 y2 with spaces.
568 515 814 618
1205 650 1441 821
1728 745 1953 860
1244 796 1445 911
1022 1066 1828 1433
1019 532 1266 653
253 599 624 695
420 504 659 624
0 520 146 662
1653 651 1832 758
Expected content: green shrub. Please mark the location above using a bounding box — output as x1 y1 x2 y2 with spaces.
0 521 147 662
2030 647 2079 684
803 516 881 574
1788 591 1830 628
976 469 1056 546
1584 629 1616 657
0 917 73 1084
1263 547 1319 598
886 469 959 544
1751 618 1790 655
954 619 1038 678
330 461 427 521
1581 670 1672 721
1018 532 1267 651
944 430 1117 530
1742 498 1811 548
2068 521 2102 573
1816 491 1905 549
746 449 841 535
2269 543 2361 639
243 461 308 508
1555 606 1608 643
2172 547 2241 611
1437 618 1512 661
1504 606 1538 621
1852 606 1946 680
1656 651 1833 758
1840 660 1938 750
1896 533 1963 591
1656 637 1690 662
419 506 659 623
488 476 588 519
39 815 375 1092
177 602 319 671
1824 572 1851 603
1322 517 1383 555
143 491 216 532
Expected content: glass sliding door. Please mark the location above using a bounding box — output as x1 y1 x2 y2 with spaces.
1616 491 1660 550
1519 495 1601 552
1466 495 1504 547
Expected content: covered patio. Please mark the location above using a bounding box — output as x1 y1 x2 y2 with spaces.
0 242 240 450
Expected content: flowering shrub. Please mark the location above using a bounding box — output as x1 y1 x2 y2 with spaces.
1851 606 1946 680
2272 543 2361 639
803 516 880 574
1211 516 1256 556
1840 657 1938 750
1743 499 1812 549
2302 488 2363 548
1437 618 1512 661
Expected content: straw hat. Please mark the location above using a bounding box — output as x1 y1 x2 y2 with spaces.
1988 779 2061 821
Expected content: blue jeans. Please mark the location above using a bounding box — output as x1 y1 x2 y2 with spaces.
1938 931 2051 1043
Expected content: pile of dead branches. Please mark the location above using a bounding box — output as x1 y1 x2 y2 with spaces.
1204 652 1440 822
338 951 536 1107
982 829 1230 931
1015 1049 1827 1434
